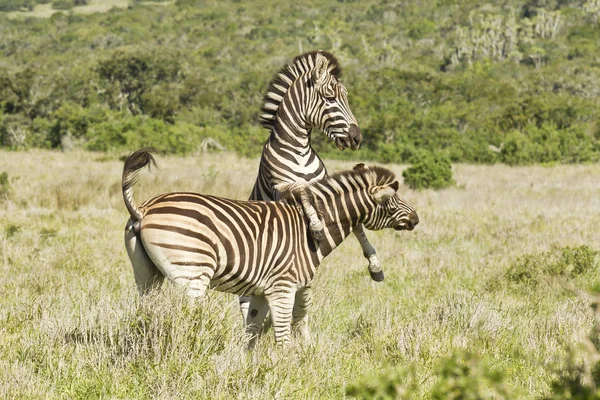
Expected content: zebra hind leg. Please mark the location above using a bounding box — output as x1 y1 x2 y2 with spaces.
353 224 384 282
125 219 165 295
239 295 251 321
292 286 312 343
265 288 296 345
244 295 270 349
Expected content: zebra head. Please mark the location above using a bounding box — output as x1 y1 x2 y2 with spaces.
309 52 362 150
354 164 419 232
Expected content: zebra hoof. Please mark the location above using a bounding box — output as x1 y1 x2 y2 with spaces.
311 228 325 241
369 269 385 282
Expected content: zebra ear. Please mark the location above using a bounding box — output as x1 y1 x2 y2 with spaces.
373 181 399 203
312 52 329 86
353 163 367 172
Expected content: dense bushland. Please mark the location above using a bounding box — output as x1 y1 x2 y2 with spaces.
1 0 600 164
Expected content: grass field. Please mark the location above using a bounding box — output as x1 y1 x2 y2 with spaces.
0 150 599 398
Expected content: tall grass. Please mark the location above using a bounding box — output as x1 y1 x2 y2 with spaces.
1 150 599 398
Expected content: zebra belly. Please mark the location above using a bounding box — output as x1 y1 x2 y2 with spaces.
208 218 296 296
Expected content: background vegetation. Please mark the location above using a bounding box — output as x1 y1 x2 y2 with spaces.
0 151 599 398
1 0 600 164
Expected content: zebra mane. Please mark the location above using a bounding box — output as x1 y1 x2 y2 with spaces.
280 164 396 203
325 164 397 189
260 50 342 131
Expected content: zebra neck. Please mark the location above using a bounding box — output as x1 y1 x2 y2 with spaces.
314 191 365 259
270 119 312 152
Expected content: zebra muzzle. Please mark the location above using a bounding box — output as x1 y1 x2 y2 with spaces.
348 124 362 150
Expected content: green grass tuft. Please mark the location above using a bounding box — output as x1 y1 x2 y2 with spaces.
506 245 598 286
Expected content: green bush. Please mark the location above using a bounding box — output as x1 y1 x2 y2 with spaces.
500 124 598 165
506 245 598 286
545 362 600 400
346 365 417 399
430 352 513 400
347 351 514 399
0 0 35 11
402 150 455 190
51 0 72 10
0 172 11 201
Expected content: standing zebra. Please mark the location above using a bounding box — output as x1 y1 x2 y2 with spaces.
243 50 385 323
123 149 418 344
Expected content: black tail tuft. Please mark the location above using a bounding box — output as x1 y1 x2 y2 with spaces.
123 147 159 185
122 148 159 222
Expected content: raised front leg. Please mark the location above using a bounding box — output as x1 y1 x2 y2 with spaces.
265 288 296 344
300 190 324 241
353 224 384 282
292 286 313 343
245 295 270 349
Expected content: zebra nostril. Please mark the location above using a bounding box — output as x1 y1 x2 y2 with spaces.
408 210 419 227
348 124 362 149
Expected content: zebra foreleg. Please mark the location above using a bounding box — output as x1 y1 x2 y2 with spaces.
353 224 385 282
292 286 312 343
265 288 296 344
244 295 270 349
300 190 325 241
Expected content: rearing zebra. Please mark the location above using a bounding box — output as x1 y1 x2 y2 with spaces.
122 148 418 344
242 50 385 321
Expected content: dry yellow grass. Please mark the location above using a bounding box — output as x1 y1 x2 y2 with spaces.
5 0 172 19
0 149 599 398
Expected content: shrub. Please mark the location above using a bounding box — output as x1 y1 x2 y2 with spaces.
0 0 35 11
346 365 417 399
4 224 20 237
51 0 73 10
0 113 30 149
430 352 513 399
402 150 454 190
0 172 11 201
506 245 598 286
347 351 514 399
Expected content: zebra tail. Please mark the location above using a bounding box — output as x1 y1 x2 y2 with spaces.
122 147 159 224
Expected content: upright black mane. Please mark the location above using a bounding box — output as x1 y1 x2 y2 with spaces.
325 165 396 189
259 50 342 131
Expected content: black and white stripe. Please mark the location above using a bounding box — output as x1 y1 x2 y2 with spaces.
244 50 385 322
123 149 418 344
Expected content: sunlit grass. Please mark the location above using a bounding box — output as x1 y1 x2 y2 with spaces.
5 0 172 19
0 149 599 398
